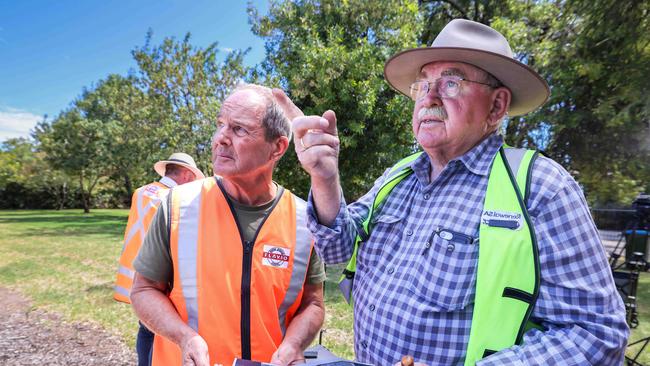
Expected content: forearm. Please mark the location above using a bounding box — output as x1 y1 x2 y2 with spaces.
282 284 325 350
308 172 386 264
271 283 325 365
310 175 341 227
130 273 197 347
307 193 358 264
477 324 626 365
282 303 324 350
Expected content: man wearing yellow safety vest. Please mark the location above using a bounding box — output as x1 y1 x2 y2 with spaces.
276 19 628 365
130 83 326 366
114 152 204 366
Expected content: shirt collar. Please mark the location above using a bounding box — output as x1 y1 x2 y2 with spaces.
411 133 504 183
159 176 178 188
457 133 504 176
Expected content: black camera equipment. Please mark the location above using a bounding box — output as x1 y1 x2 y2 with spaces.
633 193 650 222
608 193 649 365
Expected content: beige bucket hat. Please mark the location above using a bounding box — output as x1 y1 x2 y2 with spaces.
384 19 550 116
154 152 205 179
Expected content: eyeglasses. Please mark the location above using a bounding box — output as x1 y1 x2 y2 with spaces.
215 122 254 138
409 76 496 101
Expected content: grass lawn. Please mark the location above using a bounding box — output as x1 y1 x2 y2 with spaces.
0 209 138 346
0 209 647 363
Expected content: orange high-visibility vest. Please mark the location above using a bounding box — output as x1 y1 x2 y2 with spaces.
151 178 313 366
113 181 171 303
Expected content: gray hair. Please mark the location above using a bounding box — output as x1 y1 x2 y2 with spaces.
481 72 506 134
230 83 292 141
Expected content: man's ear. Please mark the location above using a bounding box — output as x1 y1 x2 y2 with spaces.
487 87 511 129
271 136 290 162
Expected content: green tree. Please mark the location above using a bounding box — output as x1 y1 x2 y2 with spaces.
73 74 159 203
537 0 650 205
250 0 422 199
1 137 74 209
132 31 251 176
417 0 650 205
36 110 111 213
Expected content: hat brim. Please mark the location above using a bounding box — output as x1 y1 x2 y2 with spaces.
384 47 550 116
154 161 206 180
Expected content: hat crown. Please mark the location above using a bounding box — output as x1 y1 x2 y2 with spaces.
166 152 198 168
431 19 513 59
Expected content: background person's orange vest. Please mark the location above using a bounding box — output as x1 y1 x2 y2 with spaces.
151 178 313 366
113 181 170 303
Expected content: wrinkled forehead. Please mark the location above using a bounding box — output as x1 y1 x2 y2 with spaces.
219 89 267 124
417 61 489 80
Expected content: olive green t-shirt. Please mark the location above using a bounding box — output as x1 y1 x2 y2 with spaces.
133 185 326 286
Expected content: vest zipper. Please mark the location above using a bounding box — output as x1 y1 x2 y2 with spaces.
241 239 254 360
215 178 285 361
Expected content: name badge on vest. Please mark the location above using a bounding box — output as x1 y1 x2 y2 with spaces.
481 210 523 230
262 245 291 269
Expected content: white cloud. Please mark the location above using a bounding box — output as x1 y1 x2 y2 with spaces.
0 107 43 142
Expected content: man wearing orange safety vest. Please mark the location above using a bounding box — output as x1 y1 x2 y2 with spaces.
130 83 326 366
114 152 204 366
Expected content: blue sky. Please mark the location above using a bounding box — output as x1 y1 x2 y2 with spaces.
0 0 269 142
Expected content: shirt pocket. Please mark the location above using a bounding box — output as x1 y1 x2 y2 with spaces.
356 212 406 269
409 228 479 311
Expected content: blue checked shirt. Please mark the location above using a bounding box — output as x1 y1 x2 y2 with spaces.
307 134 628 365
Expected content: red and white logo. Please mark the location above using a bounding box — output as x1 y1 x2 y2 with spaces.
143 185 160 198
262 245 291 268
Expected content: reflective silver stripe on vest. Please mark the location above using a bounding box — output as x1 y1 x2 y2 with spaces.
114 284 130 298
118 265 135 280
176 183 202 332
277 196 313 337
503 148 526 175
122 187 167 252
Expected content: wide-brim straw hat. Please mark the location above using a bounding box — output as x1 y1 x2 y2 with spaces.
153 152 205 179
384 19 550 116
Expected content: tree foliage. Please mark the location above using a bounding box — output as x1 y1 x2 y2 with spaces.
73 74 159 203
250 0 422 199
132 31 251 176
4 1 648 209
419 1 649 205
0 138 74 209
537 0 650 204
34 110 110 213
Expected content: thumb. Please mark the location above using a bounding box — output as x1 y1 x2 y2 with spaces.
321 110 337 135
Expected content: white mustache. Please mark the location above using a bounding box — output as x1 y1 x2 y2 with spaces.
418 107 447 121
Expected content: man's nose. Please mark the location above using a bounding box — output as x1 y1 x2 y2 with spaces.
421 85 443 107
212 130 229 147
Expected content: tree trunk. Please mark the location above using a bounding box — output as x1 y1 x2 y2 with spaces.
59 182 68 210
123 173 133 207
80 171 90 214
57 181 67 210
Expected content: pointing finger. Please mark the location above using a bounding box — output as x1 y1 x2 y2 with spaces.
272 88 304 121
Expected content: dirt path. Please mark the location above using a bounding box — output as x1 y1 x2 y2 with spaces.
0 287 136 366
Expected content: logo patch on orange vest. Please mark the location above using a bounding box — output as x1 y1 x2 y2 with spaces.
262 245 291 268
143 185 160 198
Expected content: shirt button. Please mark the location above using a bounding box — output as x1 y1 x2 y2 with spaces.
369 304 375 311
447 243 455 252
361 341 368 348
425 241 431 248
424 193 430 200
405 229 413 236
387 267 395 274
